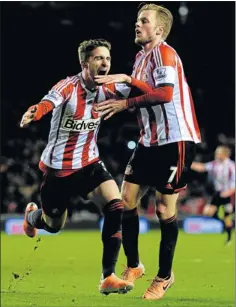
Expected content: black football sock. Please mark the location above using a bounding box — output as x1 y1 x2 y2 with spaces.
226 225 232 242
27 209 45 229
102 199 124 278
158 215 178 279
122 207 139 268
27 209 60 233
211 212 225 233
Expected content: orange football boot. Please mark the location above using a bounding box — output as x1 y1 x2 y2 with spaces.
23 202 38 238
142 272 174 300
122 262 145 283
99 273 134 295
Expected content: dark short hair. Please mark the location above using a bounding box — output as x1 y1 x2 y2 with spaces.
78 39 111 63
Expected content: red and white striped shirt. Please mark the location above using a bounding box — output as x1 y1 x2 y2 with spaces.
40 73 131 170
205 158 235 192
131 41 201 147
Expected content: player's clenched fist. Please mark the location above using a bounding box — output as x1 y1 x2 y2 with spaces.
20 105 38 127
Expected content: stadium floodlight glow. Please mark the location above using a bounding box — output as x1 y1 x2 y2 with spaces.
178 2 189 25
178 3 189 16
127 141 136 150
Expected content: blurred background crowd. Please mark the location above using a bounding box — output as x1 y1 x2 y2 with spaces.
1 2 235 221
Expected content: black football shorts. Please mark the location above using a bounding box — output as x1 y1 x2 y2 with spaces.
124 141 196 194
40 160 113 218
210 192 234 216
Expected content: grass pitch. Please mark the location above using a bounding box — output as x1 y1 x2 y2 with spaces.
1 230 234 307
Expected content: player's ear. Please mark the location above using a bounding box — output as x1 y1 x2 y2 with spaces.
156 25 164 36
81 61 88 69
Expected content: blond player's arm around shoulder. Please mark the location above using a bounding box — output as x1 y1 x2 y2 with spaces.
20 100 54 128
191 162 207 173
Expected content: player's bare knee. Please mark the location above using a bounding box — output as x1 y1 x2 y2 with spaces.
42 210 67 233
202 209 210 216
122 194 136 210
156 201 175 220
159 209 176 220
156 203 167 219
224 215 233 227
156 194 177 220
203 206 214 216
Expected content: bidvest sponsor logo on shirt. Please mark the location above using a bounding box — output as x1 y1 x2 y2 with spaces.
61 117 101 132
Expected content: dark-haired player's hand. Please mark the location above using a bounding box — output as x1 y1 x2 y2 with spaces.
20 105 38 127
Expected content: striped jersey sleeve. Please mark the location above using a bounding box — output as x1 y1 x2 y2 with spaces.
41 76 78 108
152 44 176 88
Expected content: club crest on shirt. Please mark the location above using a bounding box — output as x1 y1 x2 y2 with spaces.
141 71 148 81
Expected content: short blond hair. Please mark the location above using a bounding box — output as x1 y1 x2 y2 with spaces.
138 3 173 40
216 146 231 157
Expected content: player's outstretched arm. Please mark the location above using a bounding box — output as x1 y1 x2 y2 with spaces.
20 100 54 128
190 162 206 173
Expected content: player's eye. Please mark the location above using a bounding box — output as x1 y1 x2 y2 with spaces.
141 18 148 24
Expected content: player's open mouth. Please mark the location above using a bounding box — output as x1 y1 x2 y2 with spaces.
135 30 141 35
97 70 107 75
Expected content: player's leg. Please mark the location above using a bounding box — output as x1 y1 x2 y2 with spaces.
224 214 233 244
157 193 179 274
91 179 124 278
202 203 224 232
203 192 227 232
143 141 195 300
155 191 167 218
87 162 133 294
202 204 218 216
24 172 69 237
121 181 148 282
223 202 234 244
142 192 177 300
119 145 149 283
